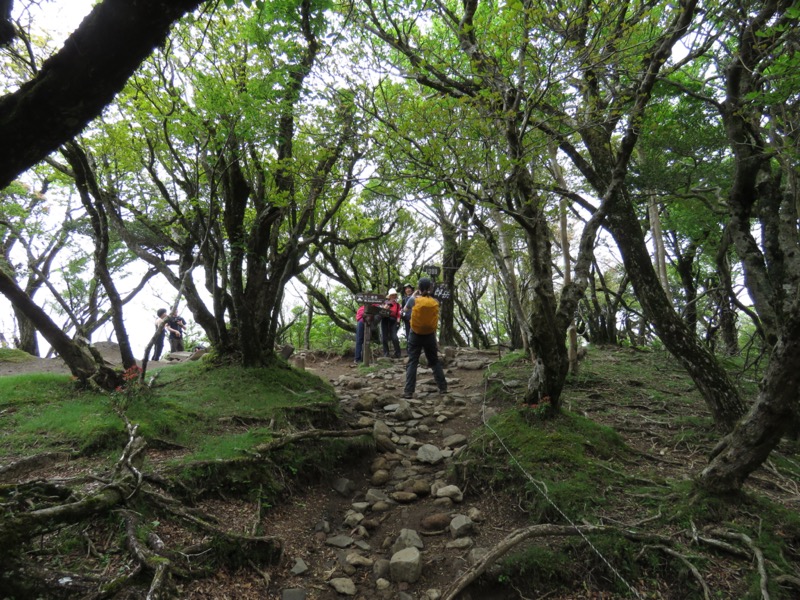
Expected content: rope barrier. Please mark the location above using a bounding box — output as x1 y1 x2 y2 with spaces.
479 380 643 599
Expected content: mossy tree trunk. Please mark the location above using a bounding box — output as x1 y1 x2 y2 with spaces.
699 310 800 493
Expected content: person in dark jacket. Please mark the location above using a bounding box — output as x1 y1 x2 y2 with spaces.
167 309 186 352
400 282 414 353
403 278 447 398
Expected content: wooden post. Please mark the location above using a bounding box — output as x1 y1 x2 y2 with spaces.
354 292 386 368
364 315 372 367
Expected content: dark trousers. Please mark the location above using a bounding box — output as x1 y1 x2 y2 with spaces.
153 333 165 361
404 331 447 396
354 319 365 362
170 336 184 352
381 319 401 358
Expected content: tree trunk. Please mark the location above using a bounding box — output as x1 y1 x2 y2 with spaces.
0 0 204 188
0 268 119 388
467 207 532 353
493 208 530 354
436 203 469 347
698 310 800 493
519 195 570 406
674 249 698 335
605 196 747 430
438 237 459 346
304 293 313 350
12 306 39 356
64 143 137 369
454 292 490 349
549 142 578 374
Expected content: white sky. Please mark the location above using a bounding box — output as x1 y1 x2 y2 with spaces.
16 0 96 43
1 0 199 357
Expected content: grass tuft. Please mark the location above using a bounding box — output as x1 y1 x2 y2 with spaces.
0 348 37 363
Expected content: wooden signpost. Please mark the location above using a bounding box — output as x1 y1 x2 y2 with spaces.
422 264 441 278
421 265 451 301
433 282 451 300
355 292 385 304
354 292 390 366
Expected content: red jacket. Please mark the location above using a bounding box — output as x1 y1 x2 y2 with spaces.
356 304 382 322
384 300 402 321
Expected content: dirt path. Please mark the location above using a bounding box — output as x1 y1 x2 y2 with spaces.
0 341 184 377
3 345 515 599
183 349 525 600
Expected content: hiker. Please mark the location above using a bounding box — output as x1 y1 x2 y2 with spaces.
400 282 414 351
354 304 366 364
403 277 447 398
381 288 403 358
152 308 168 361
167 309 186 352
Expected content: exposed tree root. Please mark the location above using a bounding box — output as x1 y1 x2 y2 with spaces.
441 523 614 600
251 426 372 454
694 532 751 559
712 528 771 600
642 544 711 600
0 451 74 483
0 416 369 596
775 574 800 591
0 480 127 549
440 519 780 600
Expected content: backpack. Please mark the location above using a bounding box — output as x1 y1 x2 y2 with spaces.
410 295 439 335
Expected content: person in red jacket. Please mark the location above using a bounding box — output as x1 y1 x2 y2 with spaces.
381 288 403 358
354 305 366 364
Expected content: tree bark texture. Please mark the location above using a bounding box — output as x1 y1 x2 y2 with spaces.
12 305 39 356
0 0 204 189
694 0 800 489
648 197 672 303
698 307 800 493
437 207 469 347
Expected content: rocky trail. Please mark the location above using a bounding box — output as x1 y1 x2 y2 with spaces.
186 348 527 600
6 345 798 599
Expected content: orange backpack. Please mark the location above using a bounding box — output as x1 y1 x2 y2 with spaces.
410 295 439 334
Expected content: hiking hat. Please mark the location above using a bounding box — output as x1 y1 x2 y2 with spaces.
418 277 432 292
387 288 398 297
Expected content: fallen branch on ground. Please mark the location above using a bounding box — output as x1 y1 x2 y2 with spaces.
252 427 372 454
441 523 607 600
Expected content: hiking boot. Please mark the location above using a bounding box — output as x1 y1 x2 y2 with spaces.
439 388 448 394
403 393 413 399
